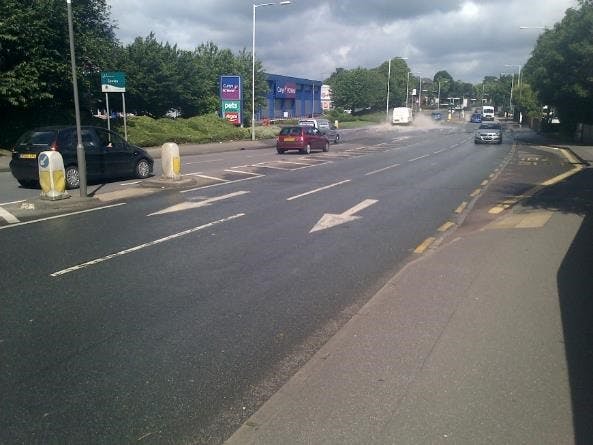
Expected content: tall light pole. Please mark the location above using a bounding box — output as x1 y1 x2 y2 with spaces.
437 80 448 111
66 0 87 197
385 57 408 123
252 1 291 141
505 64 522 99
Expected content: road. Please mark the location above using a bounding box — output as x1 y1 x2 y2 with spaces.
0 121 512 443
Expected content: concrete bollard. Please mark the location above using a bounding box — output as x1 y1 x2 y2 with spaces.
161 142 181 180
38 151 69 201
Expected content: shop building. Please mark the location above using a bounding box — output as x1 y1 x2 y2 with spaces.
259 74 323 121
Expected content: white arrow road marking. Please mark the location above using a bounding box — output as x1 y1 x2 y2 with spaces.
310 199 378 233
148 190 249 216
51 213 245 277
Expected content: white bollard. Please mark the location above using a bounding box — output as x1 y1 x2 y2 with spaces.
38 151 69 200
161 142 181 180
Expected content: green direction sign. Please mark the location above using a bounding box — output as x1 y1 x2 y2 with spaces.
101 71 126 93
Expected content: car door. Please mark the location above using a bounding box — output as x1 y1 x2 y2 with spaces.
80 129 105 179
95 128 132 178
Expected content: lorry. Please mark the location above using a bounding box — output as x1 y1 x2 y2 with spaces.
392 107 413 125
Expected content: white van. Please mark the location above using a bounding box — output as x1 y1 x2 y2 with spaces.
392 107 413 125
482 106 495 121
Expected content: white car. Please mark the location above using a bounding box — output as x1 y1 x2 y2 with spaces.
297 118 340 143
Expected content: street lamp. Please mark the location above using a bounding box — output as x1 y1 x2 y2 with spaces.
66 0 87 197
505 64 522 99
437 80 448 111
385 57 408 123
252 1 291 141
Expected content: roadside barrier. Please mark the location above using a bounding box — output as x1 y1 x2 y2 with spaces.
38 151 69 200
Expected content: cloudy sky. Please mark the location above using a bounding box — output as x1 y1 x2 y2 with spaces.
107 0 578 84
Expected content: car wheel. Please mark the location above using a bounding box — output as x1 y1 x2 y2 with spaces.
300 144 311 155
135 158 151 178
323 141 329 152
65 165 80 189
334 134 340 144
277 148 285 154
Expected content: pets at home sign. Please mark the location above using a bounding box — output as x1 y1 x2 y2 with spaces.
220 76 242 125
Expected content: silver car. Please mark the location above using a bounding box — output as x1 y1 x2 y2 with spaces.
474 122 502 144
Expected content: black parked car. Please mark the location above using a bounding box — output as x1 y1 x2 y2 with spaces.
10 126 153 189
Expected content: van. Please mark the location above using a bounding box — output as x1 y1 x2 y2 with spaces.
392 107 413 125
298 118 340 143
482 106 495 121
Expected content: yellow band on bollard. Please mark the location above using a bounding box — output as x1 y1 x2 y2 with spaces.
173 157 181 175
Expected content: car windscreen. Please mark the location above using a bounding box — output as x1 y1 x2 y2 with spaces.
479 124 500 129
15 130 56 149
298 121 315 127
279 127 302 135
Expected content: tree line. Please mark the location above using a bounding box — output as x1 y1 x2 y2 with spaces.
0 0 266 146
1 0 591 146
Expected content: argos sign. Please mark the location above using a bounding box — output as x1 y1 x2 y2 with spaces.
276 82 296 99
220 76 242 125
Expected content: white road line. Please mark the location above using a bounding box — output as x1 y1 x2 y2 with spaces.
119 181 141 186
287 180 351 201
184 158 224 165
223 169 262 176
182 172 204 176
275 160 315 166
148 191 249 216
181 175 262 193
254 163 290 170
0 199 26 206
194 174 228 182
0 207 20 224
433 148 447 154
50 213 245 277
0 203 126 230
365 163 400 176
408 154 430 162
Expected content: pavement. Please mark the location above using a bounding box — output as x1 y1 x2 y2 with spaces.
225 127 593 444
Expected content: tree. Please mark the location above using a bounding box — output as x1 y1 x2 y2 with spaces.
0 0 118 145
523 0 593 129
328 67 385 111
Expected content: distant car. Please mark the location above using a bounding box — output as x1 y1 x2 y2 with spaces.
10 126 153 189
431 111 442 121
474 122 503 144
481 105 495 121
276 126 330 154
470 113 482 123
297 118 340 143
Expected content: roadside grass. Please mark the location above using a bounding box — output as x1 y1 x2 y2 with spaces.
106 111 384 147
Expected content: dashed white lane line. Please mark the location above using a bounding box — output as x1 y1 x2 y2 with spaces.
181 175 262 193
408 154 430 162
50 213 245 277
433 148 447 154
365 163 400 176
120 181 141 186
0 203 126 230
194 174 228 182
0 207 20 224
286 180 351 201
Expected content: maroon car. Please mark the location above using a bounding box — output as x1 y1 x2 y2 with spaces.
276 126 330 154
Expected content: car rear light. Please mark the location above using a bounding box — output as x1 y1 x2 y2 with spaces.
50 141 58 151
297 136 303 142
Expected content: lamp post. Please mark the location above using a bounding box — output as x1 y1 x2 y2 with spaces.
505 64 522 100
385 57 408 123
437 80 448 111
251 1 291 141
66 0 87 197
